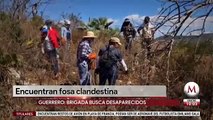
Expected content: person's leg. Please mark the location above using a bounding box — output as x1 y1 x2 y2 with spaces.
67 39 71 50
146 39 151 59
78 61 89 85
141 38 145 49
55 48 60 59
125 37 129 50
49 49 59 76
108 67 118 85
129 37 133 50
86 70 91 85
66 40 72 63
99 70 108 85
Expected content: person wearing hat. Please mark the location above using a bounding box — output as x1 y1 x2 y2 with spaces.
77 31 97 85
96 37 128 85
60 19 72 63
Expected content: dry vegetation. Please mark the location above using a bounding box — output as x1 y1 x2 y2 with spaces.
0 0 213 120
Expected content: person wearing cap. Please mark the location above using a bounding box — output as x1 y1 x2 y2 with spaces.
120 18 136 50
96 37 128 85
61 20 72 50
40 20 63 78
77 31 97 85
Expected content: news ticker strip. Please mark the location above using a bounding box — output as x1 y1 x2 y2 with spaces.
13 111 200 117
13 85 166 97
37 98 180 106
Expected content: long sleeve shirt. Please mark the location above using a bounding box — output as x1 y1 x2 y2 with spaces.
77 40 92 64
61 26 71 41
48 27 61 48
137 23 145 34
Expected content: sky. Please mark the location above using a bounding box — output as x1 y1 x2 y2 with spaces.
39 0 213 36
40 0 162 27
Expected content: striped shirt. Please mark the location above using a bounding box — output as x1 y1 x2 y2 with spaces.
77 40 92 64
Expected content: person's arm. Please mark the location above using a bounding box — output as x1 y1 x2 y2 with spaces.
132 28 136 38
117 50 128 71
56 29 62 41
120 59 128 71
38 32 45 49
48 28 60 48
70 29 72 41
81 43 92 60
61 27 66 39
56 28 67 46
61 27 63 38
137 24 144 34
56 29 66 48
150 24 155 40
120 22 125 33
39 26 47 46
40 32 46 42
95 48 106 74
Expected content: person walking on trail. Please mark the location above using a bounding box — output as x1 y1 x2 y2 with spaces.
40 20 64 78
95 37 128 85
61 20 72 63
61 20 72 50
77 31 97 85
137 16 155 58
120 18 136 51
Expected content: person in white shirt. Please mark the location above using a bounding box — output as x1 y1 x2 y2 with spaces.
137 16 155 58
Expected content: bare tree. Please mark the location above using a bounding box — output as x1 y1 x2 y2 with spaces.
9 0 30 20
32 3 38 17
155 0 213 36
152 0 213 84
30 0 52 17
0 0 52 20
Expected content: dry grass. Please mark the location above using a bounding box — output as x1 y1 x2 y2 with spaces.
0 17 212 120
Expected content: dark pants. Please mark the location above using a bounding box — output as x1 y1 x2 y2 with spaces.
99 66 118 85
125 36 133 50
66 39 71 50
46 49 59 75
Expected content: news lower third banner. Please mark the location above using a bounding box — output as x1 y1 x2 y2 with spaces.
13 85 166 97
13 111 200 117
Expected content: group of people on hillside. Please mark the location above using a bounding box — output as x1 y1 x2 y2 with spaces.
120 16 154 57
77 31 128 85
39 16 154 85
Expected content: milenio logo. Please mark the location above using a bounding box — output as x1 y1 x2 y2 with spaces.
184 82 200 97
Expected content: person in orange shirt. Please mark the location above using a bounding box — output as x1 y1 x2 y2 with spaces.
77 31 97 85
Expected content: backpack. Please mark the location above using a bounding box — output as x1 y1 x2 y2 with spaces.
99 47 117 69
43 31 54 52
142 24 152 39
123 24 135 37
